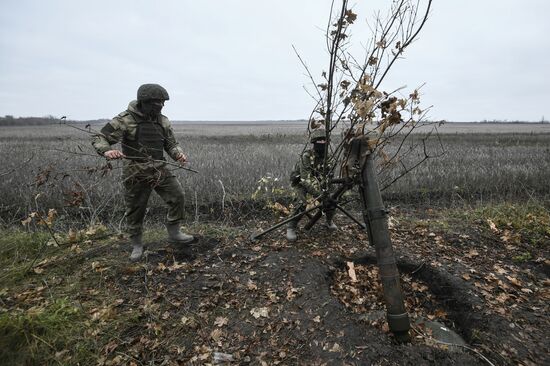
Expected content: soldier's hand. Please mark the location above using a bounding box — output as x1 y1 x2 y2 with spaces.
176 153 188 165
104 150 125 160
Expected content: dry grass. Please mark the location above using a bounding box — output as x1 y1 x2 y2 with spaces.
0 123 549 228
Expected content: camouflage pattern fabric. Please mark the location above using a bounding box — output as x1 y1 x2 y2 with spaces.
92 100 183 162
288 149 334 228
137 83 169 101
122 166 184 237
92 100 186 237
290 149 324 193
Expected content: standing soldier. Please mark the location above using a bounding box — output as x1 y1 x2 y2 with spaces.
92 84 194 261
286 128 337 241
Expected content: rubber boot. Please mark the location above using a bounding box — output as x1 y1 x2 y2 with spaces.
286 225 297 241
166 223 194 244
326 214 338 231
129 235 144 262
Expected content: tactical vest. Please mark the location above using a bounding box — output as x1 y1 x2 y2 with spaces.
289 150 323 186
122 112 165 161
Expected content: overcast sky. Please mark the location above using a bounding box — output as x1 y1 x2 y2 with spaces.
1 1 548 122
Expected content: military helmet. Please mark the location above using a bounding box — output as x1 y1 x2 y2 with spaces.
309 128 326 143
137 84 170 102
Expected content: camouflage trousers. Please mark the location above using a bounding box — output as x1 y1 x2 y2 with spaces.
122 164 185 238
287 186 334 229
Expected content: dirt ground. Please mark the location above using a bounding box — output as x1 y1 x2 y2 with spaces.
2 205 549 365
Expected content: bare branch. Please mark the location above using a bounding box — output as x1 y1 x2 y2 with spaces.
0 151 34 177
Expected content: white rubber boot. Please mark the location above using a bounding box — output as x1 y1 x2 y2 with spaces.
286 227 297 241
166 223 194 244
326 219 338 231
129 235 144 262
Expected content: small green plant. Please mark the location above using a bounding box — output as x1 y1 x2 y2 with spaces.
512 251 532 262
251 174 287 200
251 174 292 215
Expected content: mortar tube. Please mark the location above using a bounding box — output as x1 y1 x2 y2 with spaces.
361 152 411 342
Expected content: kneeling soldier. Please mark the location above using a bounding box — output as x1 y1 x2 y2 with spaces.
286 128 337 241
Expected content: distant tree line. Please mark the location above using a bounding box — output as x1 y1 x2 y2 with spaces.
0 115 58 126
0 115 108 126
1 114 547 126
478 118 548 124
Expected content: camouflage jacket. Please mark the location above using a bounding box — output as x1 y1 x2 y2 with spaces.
92 100 184 166
290 149 327 195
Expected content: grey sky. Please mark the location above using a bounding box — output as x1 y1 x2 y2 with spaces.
1 0 548 122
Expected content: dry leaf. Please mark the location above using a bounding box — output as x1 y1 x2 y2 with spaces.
345 9 357 24
496 293 510 303
347 262 357 282
286 287 299 300
329 343 341 352
434 309 448 318
501 230 521 244
250 307 269 319
506 276 522 287
210 328 223 341
214 316 228 327
487 219 499 233
247 279 258 291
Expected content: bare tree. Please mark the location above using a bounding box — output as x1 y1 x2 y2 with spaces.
297 0 440 190
297 0 439 342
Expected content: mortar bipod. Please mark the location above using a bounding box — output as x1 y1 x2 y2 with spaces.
250 178 365 241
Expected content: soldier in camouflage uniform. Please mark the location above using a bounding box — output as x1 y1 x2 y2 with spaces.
286 128 337 241
92 84 194 261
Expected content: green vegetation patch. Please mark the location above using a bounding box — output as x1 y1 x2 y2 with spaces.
0 230 53 286
0 230 52 264
476 201 550 246
0 298 94 365
0 227 143 365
